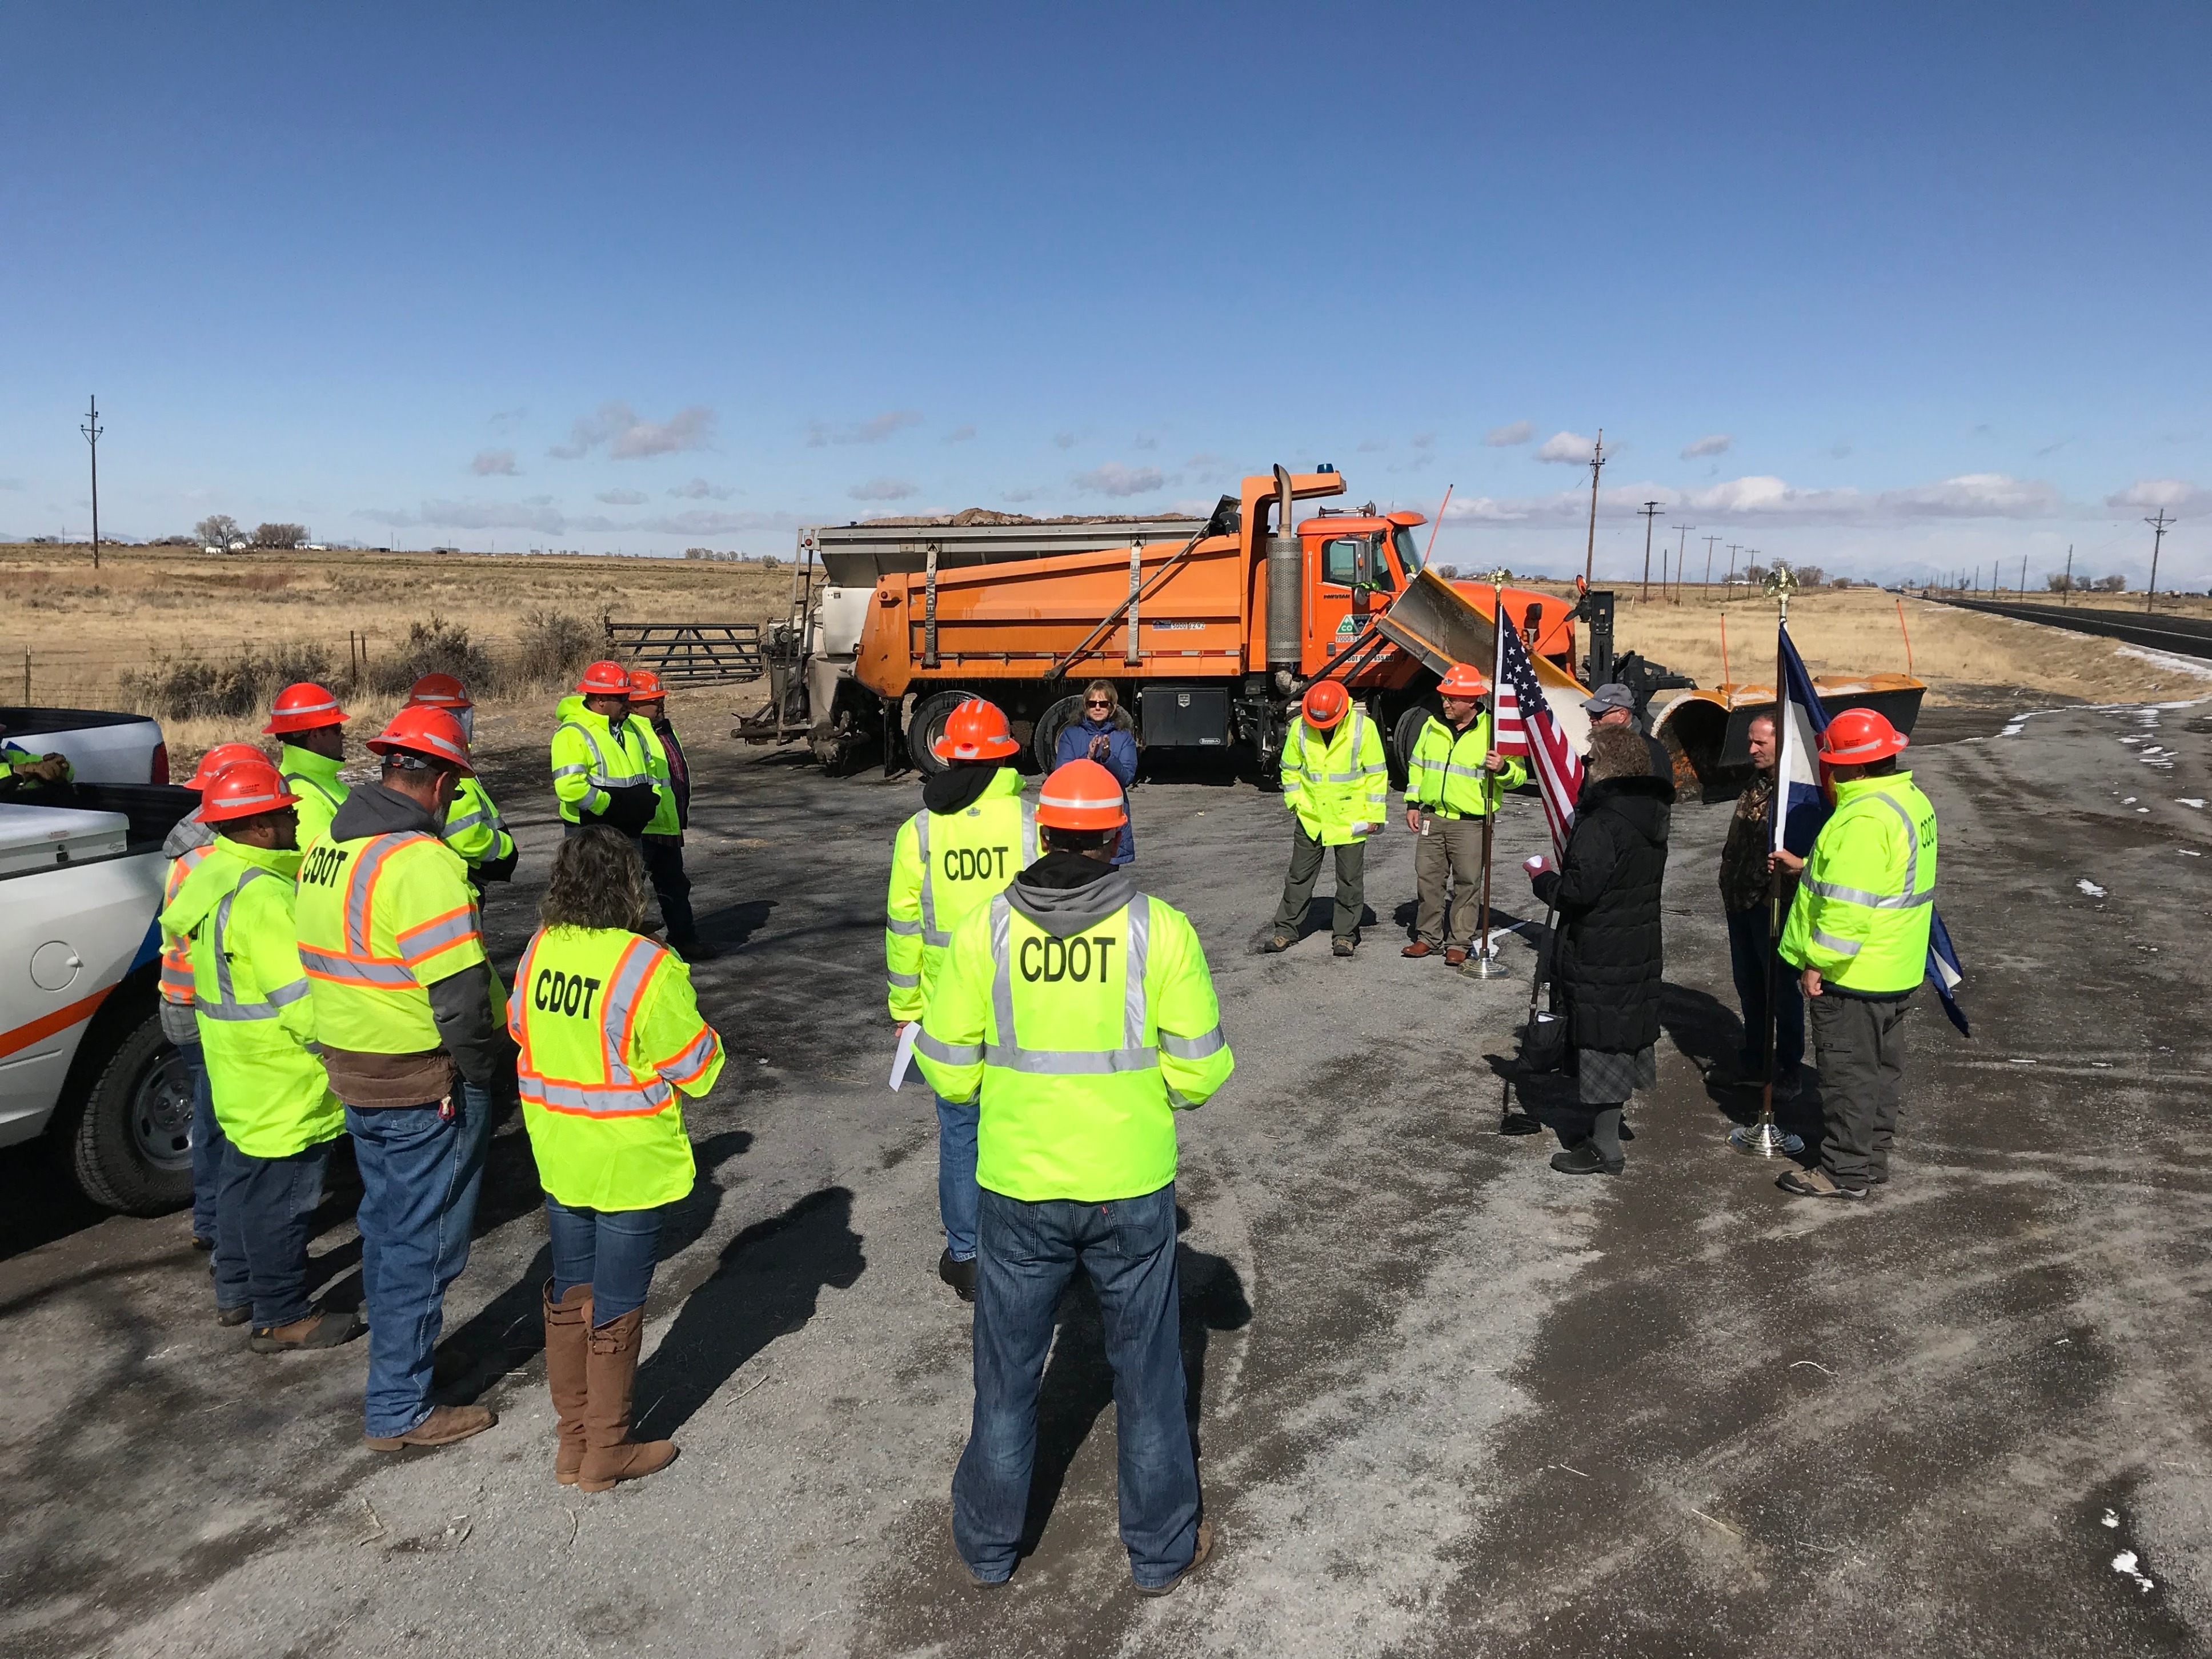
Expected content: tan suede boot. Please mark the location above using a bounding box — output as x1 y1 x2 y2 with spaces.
578 1307 676 1493
542 1280 592 1486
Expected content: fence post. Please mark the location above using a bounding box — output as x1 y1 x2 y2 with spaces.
22 652 29 703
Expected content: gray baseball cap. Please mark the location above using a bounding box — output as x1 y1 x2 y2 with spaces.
1581 683 1636 716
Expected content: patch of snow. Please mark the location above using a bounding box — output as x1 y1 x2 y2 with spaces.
2182 849 2202 858
2077 880 2107 897
2179 799 2205 809
2104 1509 2121 1529
2113 1549 2155 1592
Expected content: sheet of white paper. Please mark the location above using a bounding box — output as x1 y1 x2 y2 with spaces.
889 1021 918 1091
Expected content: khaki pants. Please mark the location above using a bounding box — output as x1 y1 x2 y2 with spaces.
1413 812 1489 948
1271 825 1367 941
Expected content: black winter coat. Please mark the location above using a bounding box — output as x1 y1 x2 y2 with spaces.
1531 774 1673 1053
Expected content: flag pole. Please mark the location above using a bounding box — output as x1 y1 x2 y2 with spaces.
1731 566 1806 1158
1464 570 1514 979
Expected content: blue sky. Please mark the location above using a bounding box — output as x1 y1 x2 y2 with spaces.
4 3 2207 586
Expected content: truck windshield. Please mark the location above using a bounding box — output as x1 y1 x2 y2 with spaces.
1393 526 1425 578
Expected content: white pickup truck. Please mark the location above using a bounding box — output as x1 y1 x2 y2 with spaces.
2 707 201 1213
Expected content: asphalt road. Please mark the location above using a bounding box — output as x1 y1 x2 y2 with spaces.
1934 595 2212 661
6 698 2212 1658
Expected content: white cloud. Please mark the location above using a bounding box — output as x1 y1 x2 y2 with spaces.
943 424 977 444
1002 487 1049 503
368 499 614 535
471 448 519 476
2108 478 2211 514
806 410 924 447
1876 473 2060 519
1535 431 1599 464
1411 432 1436 451
1074 462 1167 498
1053 432 1079 450
847 477 921 501
1133 432 1159 451
638 509 800 536
596 488 648 506
1681 433 1732 459
667 478 734 500
1184 452 1225 472
488 406 527 431
1484 420 1534 447
550 401 715 460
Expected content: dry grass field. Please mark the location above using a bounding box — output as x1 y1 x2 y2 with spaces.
5 544 2207 772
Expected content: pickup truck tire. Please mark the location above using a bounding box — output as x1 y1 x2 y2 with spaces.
67 1014 196 1216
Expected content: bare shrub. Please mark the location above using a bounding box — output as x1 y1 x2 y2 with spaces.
514 609 597 691
119 640 342 723
366 616 502 698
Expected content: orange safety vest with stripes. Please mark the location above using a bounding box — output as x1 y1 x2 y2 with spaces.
508 924 725 1211
159 842 214 1008
294 829 494 1053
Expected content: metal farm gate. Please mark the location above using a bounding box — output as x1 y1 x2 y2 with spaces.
602 620 767 685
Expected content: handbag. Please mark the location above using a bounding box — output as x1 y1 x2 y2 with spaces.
1522 1009 1568 1074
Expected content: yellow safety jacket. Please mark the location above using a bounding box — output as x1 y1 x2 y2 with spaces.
1780 771 1938 995
638 717 682 837
1281 709 1388 846
163 837 344 1158
509 924 725 1211
1405 711 1526 819
295 827 489 1052
277 744 348 852
159 841 215 1011
915 889 1235 1202
884 770 1036 1022
550 695 652 824
442 774 514 872
1 740 72 783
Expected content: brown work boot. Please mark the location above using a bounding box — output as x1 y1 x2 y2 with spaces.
543 1280 593 1485
579 1308 677 1492
1443 945 1469 967
364 1402 498 1451
1135 1519 1215 1597
1401 940 1436 959
1332 936 1357 958
250 1307 363 1354
1258 931 1298 954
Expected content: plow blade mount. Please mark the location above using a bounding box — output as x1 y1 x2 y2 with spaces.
1374 570 1497 678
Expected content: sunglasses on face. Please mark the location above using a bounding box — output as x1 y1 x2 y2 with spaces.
1086 700 1111 709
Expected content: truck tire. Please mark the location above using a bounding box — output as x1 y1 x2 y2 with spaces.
67 1013 196 1216
905 690 975 779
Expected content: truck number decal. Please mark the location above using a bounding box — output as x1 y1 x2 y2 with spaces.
1017 933 1116 984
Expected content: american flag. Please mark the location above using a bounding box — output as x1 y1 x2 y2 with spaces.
1491 609 1584 856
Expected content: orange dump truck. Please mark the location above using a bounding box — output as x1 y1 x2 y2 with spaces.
803 465 1583 775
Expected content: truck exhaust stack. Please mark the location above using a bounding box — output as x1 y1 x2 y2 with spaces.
1265 463 1301 680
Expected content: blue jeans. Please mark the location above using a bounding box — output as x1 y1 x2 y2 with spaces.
185 1041 226 1236
217 1137 334 1328
347 1084 492 1438
1727 905 1804 1074
936 1093 979 1262
546 1196 664 1324
953 1181 1198 1588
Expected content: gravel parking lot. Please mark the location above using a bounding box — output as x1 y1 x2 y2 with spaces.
6 700 2211 1658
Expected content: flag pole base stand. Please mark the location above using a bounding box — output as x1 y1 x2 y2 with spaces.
1460 949 1515 980
1729 1117 1805 1158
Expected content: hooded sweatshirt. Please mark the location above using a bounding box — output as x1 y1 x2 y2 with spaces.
1005 849 1139 936
317 782 507 1105
922 760 1008 816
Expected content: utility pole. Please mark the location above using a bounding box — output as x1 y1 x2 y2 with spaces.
2018 554 2026 598
1703 532 1721 595
2145 508 2174 614
1725 543 1740 584
2062 543 2073 605
80 395 102 571
1637 499 1663 599
1582 430 1606 588
1673 523 1691 603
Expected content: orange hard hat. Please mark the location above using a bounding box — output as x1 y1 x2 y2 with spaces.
627 667 666 700
1437 663 1490 699
185 741 268 790
1034 758 1129 830
263 682 348 735
366 705 475 775
932 696 1021 762
576 659 633 697
407 672 472 710
1302 680 1350 728
197 760 299 824
1819 707 1909 766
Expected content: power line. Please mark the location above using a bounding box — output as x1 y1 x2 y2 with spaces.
1637 499 1664 599
1582 430 1607 588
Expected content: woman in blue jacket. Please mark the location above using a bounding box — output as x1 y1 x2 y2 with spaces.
1052 680 1137 865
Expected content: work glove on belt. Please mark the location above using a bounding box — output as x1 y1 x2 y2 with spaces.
586 783 658 836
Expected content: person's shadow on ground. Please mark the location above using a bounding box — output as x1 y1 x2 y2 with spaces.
632 1184 867 1439
1013 1208 1251 1559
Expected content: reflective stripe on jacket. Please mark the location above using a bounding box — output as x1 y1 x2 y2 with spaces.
1405 710 1526 819
295 829 488 1052
549 694 652 824
884 771 1036 1022
508 923 725 1211
1780 771 1938 994
1280 710 1388 845
159 842 214 1007
278 744 348 851
441 775 514 870
162 837 344 1158
913 889 1235 1202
